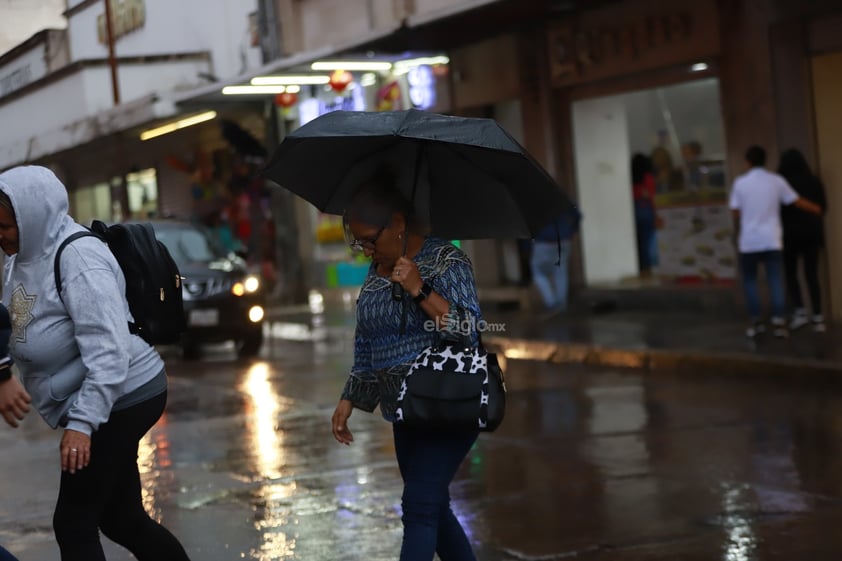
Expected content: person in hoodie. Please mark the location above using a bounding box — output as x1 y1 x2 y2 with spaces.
0 166 191 561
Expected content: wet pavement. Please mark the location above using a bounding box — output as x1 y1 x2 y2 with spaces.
3 313 842 561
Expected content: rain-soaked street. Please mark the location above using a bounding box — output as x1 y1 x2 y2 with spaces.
3 318 842 561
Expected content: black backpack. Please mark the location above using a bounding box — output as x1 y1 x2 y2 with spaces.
54 220 186 345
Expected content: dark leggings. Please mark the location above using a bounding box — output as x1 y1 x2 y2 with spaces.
0 545 19 561
784 241 822 315
53 391 190 561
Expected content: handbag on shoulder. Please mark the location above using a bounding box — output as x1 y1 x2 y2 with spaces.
395 310 506 432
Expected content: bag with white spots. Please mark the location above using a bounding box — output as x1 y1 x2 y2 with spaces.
395 312 506 432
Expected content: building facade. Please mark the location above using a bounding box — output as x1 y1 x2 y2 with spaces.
2 0 842 315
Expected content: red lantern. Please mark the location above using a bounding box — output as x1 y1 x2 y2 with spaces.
274 91 298 108
328 70 353 93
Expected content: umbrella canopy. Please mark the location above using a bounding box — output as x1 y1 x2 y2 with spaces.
262 109 574 240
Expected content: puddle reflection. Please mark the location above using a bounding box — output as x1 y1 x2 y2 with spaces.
241 362 297 559
138 414 174 522
721 483 757 561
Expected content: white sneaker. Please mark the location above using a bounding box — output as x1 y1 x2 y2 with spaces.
790 310 809 331
746 322 766 338
772 317 789 338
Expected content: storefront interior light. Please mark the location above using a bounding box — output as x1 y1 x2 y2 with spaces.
140 111 217 141
222 85 287 95
251 75 330 85
393 56 450 75
360 73 378 87
285 85 301 94
311 61 393 71
691 62 709 72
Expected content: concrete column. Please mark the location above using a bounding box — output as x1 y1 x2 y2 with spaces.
717 0 779 182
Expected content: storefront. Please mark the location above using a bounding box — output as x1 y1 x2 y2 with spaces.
547 0 732 288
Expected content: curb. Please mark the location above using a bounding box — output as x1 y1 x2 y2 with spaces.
483 335 842 378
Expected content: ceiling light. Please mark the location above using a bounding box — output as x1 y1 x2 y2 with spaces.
222 85 287 95
691 62 709 72
251 75 330 86
393 56 450 71
311 61 393 71
140 111 217 141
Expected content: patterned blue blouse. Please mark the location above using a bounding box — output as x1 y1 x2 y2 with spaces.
340 237 482 422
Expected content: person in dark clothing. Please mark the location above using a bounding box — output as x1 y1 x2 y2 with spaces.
778 149 828 332
0 303 26 561
631 153 658 274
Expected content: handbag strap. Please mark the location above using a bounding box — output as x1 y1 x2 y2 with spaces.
435 305 473 350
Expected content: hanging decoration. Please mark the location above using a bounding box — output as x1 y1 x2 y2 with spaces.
328 70 354 93
274 91 298 108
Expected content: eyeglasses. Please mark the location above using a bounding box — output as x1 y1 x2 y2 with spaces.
349 225 385 253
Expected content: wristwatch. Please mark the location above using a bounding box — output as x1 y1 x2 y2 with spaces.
413 282 433 304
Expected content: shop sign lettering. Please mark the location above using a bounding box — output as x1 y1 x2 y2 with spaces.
0 64 33 97
97 0 146 45
550 13 692 81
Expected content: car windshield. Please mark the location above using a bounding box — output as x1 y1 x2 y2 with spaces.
156 226 223 266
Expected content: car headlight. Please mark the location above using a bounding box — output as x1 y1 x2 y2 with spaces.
231 275 260 296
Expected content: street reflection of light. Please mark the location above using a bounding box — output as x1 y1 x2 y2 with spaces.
137 413 173 522
242 362 287 481
721 483 758 561
242 363 297 559
308 290 325 314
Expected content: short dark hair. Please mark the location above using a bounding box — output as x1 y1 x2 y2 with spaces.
343 168 423 233
745 145 766 167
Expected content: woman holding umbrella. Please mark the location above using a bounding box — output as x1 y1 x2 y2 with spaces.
331 171 483 561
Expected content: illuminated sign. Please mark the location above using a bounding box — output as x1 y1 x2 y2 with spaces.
407 65 435 109
298 86 366 126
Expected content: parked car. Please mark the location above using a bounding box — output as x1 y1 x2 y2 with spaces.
151 220 265 358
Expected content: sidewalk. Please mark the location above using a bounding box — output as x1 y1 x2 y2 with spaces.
265 288 842 377
480 307 842 377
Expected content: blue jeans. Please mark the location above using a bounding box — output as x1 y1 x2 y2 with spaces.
0 545 19 561
530 240 571 310
740 250 785 320
393 424 478 561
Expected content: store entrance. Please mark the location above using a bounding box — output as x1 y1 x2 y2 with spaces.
571 77 734 287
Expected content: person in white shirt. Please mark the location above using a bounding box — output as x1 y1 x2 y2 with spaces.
729 145 823 338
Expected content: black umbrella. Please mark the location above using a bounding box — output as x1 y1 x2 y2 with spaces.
261 109 574 240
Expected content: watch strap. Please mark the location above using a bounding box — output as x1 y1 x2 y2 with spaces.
412 282 432 303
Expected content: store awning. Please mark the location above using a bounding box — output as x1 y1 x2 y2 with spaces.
171 24 404 106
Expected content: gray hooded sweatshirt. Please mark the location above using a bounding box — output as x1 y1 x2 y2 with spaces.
0 166 164 435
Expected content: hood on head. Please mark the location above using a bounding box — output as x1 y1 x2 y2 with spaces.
0 165 73 262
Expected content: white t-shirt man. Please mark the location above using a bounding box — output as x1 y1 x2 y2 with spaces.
728 167 798 253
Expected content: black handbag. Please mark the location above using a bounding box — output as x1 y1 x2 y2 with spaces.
395 319 506 432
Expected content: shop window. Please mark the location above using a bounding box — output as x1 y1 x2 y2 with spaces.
572 77 735 286
127 168 158 219
624 78 734 284
72 182 112 226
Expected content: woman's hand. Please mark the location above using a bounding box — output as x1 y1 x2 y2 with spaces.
60 429 91 474
332 399 355 445
0 376 31 428
391 256 423 297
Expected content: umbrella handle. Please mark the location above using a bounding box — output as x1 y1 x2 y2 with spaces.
391 281 403 301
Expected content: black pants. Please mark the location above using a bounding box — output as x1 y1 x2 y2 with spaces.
783 240 822 315
53 391 190 561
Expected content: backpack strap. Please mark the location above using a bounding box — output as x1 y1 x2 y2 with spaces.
53 231 101 304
